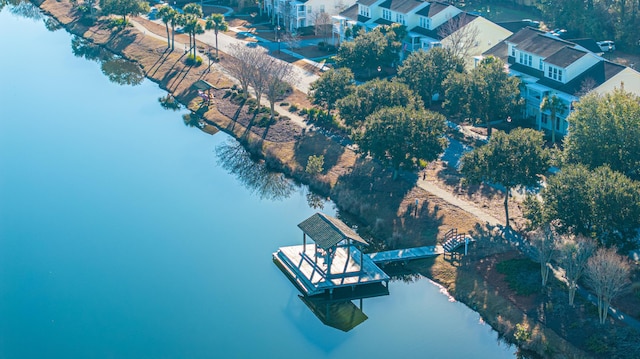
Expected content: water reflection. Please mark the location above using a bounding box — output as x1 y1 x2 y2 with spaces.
300 295 368 332
4 0 42 20
43 17 62 32
101 58 144 86
305 191 325 210
158 94 181 111
70 36 144 86
215 139 294 201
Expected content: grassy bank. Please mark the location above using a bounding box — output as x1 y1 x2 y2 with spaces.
33 2 598 357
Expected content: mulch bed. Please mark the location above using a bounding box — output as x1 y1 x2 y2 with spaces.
210 89 302 143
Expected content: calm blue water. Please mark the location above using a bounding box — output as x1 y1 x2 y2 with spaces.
0 7 516 358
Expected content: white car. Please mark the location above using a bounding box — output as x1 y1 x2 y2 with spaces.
597 40 616 52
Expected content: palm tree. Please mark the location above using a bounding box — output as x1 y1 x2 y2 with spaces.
158 6 176 49
205 13 228 59
540 94 568 144
182 4 204 58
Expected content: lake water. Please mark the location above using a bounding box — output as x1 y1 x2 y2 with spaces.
0 6 517 358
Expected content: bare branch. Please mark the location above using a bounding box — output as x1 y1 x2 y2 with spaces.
438 13 480 60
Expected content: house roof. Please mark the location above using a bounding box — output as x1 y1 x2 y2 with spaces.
357 0 379 6
415 1 449 17
432 12 478 38
339 4 359 20
544 47 587 67
379 0 425 13
505 27 576 58
568 38 603 54
297 213 368 250
374 18 394 25
483 41 509 61
496 20 534 33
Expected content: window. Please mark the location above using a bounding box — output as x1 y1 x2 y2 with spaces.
539 59 543 70
541 113 549 124
319 4 325 12
382 9 391 20
519 52 524 64
527 54 532 66
556 118 561 130
547 66 563 81
307 5 312 13
511 47 515 57
419 16 429 29
358 5 369 17
396 13 405 25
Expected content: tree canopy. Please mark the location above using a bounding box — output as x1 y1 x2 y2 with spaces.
205 13 228 58
334 24 405 78
443 56 521 135
460 128 549 227
396 47 465 106
563 88 640 180
539 164 640 247
309 68 354 112
357 107 447 179
336 79 422 129
99 0 149 24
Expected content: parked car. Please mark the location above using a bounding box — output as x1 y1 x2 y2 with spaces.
597 40 616 52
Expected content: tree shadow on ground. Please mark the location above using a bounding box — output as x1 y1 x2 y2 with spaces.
331 158 444 252
293 132 345 175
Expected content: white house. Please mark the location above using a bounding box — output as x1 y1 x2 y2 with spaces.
264 0 356 32
483 27 640 138
332 0 511 64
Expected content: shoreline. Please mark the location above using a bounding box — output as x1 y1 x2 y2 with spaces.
32 2 590 357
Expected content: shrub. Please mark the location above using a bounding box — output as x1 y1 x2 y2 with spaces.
306 155 325 175
280 102 289 107
185 54 203 66
514 323 531 343
289 103 298 112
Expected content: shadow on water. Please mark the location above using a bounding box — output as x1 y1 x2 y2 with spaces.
70 36 144 86
215 138 295 201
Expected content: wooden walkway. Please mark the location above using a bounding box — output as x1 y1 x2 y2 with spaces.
367 245 444 264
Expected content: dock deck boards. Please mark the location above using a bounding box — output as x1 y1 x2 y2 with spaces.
274 245 390 296
367 245 444 264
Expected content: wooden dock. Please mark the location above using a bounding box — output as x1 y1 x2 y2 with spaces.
274 244 390 296
367 245 444 264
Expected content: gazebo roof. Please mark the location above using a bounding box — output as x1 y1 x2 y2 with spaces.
297 213 368 250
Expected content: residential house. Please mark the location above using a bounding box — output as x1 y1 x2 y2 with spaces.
483 27 640 138
264 0 356 32
332 0 511 64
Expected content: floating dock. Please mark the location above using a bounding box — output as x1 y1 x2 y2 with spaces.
274 244 390 296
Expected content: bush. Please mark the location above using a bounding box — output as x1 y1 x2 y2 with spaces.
185 54 203 66
306 155 325 175
289 103 299 112
514 323 532 343
280 102 289 107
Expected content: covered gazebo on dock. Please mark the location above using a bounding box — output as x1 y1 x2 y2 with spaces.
273 212 390 297
297 212 368 278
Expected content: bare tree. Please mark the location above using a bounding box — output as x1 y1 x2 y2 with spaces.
557 235 596 306
227 44 263 96
312 10 333 45
262 58 295 118
585 247 631 324
530 224 557 287
438 13 480 60
280 32 301 50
